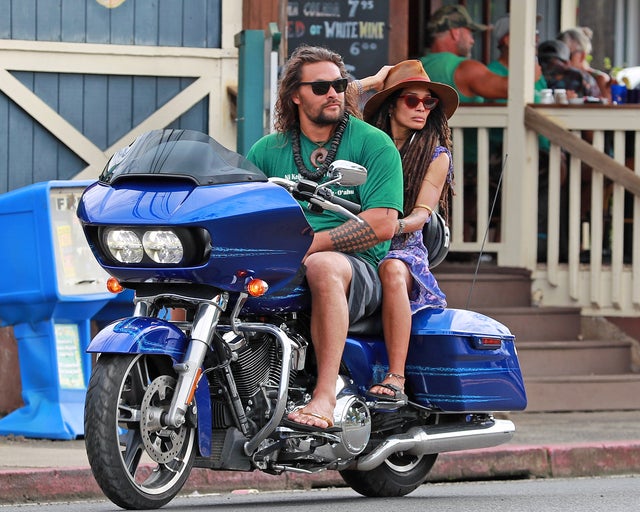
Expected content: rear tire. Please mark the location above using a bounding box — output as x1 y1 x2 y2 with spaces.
340 452 438 497
84 354 196 510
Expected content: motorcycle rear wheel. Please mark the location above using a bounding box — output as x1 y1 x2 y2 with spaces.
340 452 438 497
84 353 197 510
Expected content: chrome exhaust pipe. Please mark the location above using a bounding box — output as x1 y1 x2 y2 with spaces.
354 419 515 471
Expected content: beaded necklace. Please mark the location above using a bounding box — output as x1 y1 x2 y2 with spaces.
291 112 349 181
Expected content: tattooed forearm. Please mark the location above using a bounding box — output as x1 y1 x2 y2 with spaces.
329 218 379 253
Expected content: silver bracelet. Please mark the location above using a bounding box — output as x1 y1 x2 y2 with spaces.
397 219 406 235
354 79 365 96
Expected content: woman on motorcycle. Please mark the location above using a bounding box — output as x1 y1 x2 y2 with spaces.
362 60 459 403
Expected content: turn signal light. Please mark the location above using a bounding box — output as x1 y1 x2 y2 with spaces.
246 278 269 297
473 337 503 350
107 276 124 293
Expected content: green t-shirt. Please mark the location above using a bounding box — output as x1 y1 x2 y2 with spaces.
421 52 485 104
486 59 548 103
247 115 403 267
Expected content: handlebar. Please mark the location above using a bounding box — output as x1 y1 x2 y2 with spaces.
269 177 363 223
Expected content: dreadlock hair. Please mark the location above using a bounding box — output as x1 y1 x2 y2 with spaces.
273 45 361 134
368 90 454 222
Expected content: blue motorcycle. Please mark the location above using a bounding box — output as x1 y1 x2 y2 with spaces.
77 129 526 510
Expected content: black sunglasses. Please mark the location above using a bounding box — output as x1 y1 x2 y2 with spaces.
398 95 440 110
299 78 348 95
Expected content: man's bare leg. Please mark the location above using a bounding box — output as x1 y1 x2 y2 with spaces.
287 252 352 428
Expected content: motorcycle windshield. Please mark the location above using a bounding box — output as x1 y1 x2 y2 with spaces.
99 129 268 186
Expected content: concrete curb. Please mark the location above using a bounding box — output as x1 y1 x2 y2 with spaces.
2 442 640 504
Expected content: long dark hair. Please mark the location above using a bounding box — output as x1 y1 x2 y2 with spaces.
273 45 361 133
368 90 453 220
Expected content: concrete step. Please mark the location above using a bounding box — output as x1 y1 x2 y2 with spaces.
472 306 582 341
518 339 635 377
437 265 532 309
523 374 640 412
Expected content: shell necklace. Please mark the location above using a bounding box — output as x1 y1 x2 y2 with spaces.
292 113 349 181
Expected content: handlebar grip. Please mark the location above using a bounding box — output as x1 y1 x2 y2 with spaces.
330 195 361 215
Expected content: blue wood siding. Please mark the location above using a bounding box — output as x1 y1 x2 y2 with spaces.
1 74 206 193
0 0 221 194
0 0 221 47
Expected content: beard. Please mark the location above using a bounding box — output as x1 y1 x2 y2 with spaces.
307 101 345 125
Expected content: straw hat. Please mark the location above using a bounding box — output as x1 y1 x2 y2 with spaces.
363 60 459 121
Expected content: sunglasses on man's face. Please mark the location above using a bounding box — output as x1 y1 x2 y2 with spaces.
398 95 440 110
299 78 348 95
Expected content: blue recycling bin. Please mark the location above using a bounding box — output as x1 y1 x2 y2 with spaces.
93 288 135 330
0 181 115 439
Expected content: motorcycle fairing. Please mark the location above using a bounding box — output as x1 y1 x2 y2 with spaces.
87 316 214 456
78 179 312 297
342 308 527 412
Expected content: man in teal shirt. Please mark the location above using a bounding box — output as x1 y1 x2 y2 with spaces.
420 5 510 242
420 5 509 104
247 45 403 431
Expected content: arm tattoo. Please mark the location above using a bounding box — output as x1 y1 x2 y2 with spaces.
329 218 379 253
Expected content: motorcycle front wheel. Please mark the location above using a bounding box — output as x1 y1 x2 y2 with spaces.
340 452 438 497
84 353 197 510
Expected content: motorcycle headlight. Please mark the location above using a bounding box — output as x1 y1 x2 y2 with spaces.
142 230 184 264
92 225 210 267
105 229 144 263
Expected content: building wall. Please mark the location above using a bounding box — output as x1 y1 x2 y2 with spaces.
0 0 227 194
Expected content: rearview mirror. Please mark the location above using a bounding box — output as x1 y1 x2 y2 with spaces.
329 160 367 187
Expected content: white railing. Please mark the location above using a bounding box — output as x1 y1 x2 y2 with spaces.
448 104 640 317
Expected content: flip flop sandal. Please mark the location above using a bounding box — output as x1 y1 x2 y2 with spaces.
280 410 342 433
366 382 408 405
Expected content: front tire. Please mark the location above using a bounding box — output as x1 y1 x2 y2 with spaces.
340 452 438 497
84 354 196 510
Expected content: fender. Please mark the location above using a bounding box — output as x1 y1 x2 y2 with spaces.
87 317 189 358
88 316 213 457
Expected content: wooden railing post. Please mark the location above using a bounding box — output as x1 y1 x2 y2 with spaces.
499 1 539 269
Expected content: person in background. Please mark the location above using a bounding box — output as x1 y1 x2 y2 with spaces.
247 45 404 430
487 14 547 103
362 60 458 403
558 27 609 99
420 5 511 244
538 39 589 99
420 4 509 103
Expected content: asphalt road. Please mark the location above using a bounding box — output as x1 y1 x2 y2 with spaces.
2 475 638 512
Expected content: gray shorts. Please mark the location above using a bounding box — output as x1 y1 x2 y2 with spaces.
344 254 382 324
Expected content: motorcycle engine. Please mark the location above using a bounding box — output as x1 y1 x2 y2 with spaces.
214 325 372 465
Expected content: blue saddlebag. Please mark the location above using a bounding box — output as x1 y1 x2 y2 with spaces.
406 308 527 412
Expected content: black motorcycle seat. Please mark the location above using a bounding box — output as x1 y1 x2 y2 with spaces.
347 313 382 337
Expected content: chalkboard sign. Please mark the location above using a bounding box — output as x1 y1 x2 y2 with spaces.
287 1 389 79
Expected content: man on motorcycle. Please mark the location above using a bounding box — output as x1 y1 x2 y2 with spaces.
247 45 404 430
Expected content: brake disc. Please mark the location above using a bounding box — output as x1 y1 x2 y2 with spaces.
140 375 188 464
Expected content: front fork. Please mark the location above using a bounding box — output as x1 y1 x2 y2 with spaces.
134 293 229 429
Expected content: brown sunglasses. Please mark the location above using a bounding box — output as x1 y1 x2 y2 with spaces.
398 95 440 110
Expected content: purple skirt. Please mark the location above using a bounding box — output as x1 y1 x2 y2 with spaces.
380 228 447 313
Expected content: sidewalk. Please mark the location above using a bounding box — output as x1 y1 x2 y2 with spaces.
1 410 640 504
